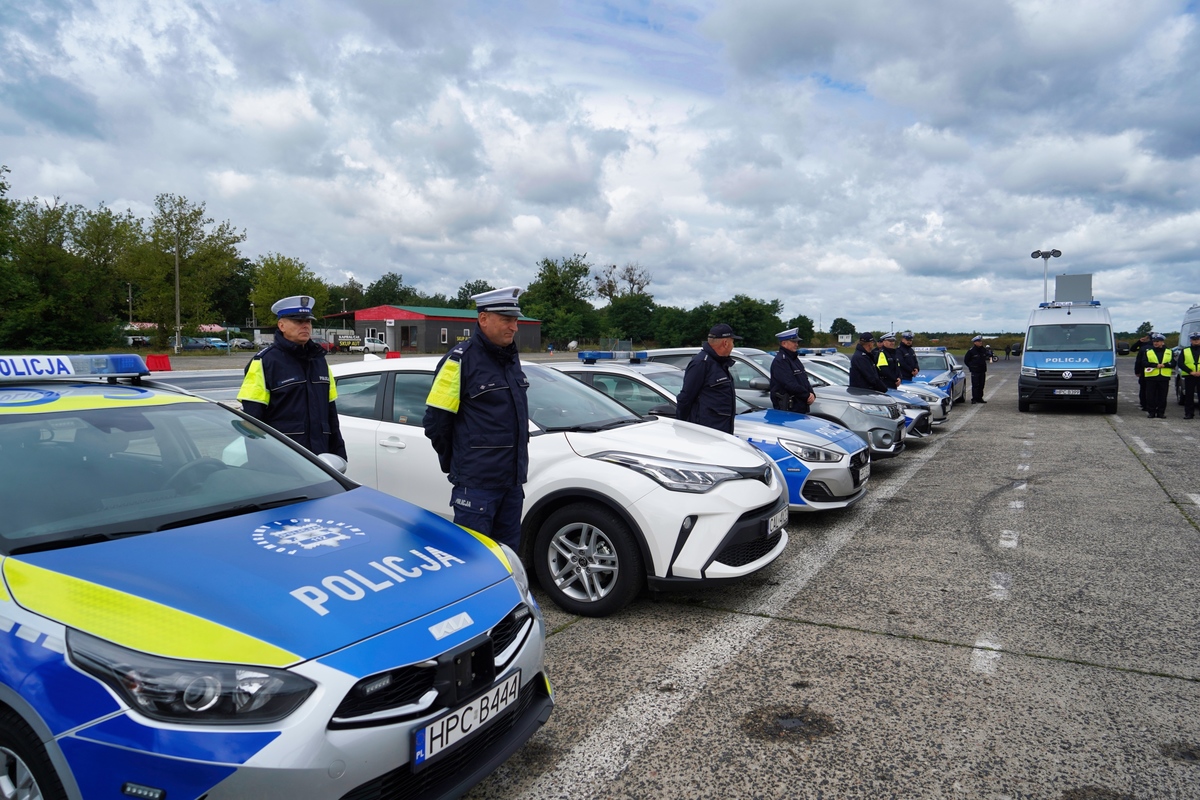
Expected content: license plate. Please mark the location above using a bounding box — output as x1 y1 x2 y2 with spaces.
859 461 871 483
768 506 788 534
413 671 521 770
1053 388 1082 396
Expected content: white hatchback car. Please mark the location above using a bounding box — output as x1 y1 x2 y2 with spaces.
351 336 390 354
332 357 789 617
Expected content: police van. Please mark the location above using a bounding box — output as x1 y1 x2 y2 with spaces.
1174 303 1200 404
1018 301 1118 413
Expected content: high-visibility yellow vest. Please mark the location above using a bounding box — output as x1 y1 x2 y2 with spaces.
1144 348 1173 378
1182 346 1200 374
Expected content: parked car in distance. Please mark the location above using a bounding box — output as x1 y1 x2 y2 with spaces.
204 337 231 350
794 355 944 431
228 337 258 350
180 336 214 350
549 355 870 513
331 357 789 617
351 336 390 354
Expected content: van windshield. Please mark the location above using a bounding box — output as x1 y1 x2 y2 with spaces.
1026 324 1113 352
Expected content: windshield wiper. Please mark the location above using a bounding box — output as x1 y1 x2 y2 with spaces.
10 531 153 555
569 419 645 433
154 496 310 531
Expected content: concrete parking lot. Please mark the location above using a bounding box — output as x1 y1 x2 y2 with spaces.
474 359 1200 800
166 355 1200 799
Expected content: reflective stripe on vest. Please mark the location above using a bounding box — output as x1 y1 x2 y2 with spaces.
1145 348 1173 377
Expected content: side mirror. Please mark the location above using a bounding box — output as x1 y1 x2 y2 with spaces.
748 377 770 391
647 403 677 418
318 453 349 474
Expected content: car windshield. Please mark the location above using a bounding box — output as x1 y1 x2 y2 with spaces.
916 354 948 370
0 402 344 553
745 352 774 371
803 360 850 385
1026 324 1113 352
638 369 754 413
527 365 644 432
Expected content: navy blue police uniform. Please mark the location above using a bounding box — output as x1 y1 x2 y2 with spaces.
424 289 530 550
964 337 989 403
238 297 347 458
677 341 737 434
1181 335 1200 419
875 334 903 388
1141 336 1172 419
897 333 920 381
769 329 814 414
849 335 889 392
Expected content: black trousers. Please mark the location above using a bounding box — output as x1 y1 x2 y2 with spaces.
970 371 986 402
1184 375 1200 418
1138 375 1147 409
1145 378 1169 417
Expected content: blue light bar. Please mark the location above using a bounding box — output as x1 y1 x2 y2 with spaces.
912 346 947 352
1037 300 1102 308
577 351 649 364
797 347 838 355
0 354 150 381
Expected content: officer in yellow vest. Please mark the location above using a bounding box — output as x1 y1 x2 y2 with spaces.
1141 332 1173 419
1180 331 1200 420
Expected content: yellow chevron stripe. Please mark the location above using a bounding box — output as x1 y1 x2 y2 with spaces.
4 560 298 667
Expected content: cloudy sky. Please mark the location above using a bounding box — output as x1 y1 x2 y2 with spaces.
3 0 1198 334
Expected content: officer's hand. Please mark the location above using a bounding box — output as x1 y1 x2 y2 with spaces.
807 393 815 404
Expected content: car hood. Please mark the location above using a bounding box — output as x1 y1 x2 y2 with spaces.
3 489 513 666
888 389 930 407
815 384 900 405
734 410 864 453
900 382 948 401
915 369 953 384
564 417 766 467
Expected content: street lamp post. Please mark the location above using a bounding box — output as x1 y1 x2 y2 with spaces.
126 283 133 326
340 297 348 329
1031 249 1062 303
249 302 256 329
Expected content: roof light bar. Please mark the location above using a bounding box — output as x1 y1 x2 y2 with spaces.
0 354 150 381
577 351 649 364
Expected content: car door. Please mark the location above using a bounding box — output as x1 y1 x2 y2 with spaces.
333 371 384 484
372 371 453 519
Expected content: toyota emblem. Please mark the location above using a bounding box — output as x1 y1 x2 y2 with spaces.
1062 370 1073 380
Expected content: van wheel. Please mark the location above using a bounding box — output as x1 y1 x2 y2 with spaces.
1018 399 1030 412
0 711 67 800
533 503 643 617
1105 400 1118 414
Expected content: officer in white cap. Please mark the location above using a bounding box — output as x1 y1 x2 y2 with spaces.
424 286 529 550
769 328 815 413
1141 332 1172 419
964 335 989 403
897 331 920 380
236 295 347 458
875 332 902 389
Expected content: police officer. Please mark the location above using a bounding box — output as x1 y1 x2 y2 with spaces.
423 286 530 550
237 295 347 458
1132 331 1152 410
876 332 903 389
677 323 739 434
849 332 889 392
769 328 815 413
1141 332 1173 419
964 335 989 403
1180 332 1200 420
897 331 920 381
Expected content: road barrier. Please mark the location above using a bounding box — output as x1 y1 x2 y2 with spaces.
145 354 172 371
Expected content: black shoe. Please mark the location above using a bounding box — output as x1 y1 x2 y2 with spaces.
1185 415 1195 420
1148 413 1156 418
970 400 978 404
1158 413 1166 419
979 399 987 404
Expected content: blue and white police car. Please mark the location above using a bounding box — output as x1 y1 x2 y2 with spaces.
550 354 870 512
0 354 551 800
910 347 967 405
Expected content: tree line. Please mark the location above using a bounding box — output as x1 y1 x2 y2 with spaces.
0 167 815 350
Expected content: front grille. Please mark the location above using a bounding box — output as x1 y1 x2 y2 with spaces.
716 529 782 567
491 605 532 665
801 481 835 502
849 450 869 486
333 665 437 721
340 677 550 800
1036 368 1099 380
888 405 902 419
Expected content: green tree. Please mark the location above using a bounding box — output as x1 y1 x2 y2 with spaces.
125 194 245 346
652 305 691 347
604 293 656 342
1135 321 1153 337
454 279 495 309
523 254 598 346
363 272 418 307
328 277 365 316
0 165 13 263
830 317 856 337
713 295 784 348
594 262 651 301
785 314 815 344
250 253 330 325
209 257 257 329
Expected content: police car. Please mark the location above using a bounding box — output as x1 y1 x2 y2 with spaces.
910 347 967 405
331 357 789 618
795 355 950 428
0 354 551 800
550 353 870 512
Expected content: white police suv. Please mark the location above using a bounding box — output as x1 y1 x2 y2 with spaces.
0 354 551 800
331 357 789 618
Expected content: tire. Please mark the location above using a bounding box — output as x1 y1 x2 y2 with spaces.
1018 398 1030 412
0 710 67 800
532 503 643 617
1105 400 1117 414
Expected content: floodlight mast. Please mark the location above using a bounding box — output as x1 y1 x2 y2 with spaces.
1031 249 1062 302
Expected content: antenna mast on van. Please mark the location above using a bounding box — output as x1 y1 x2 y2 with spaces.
1031 249 1062 302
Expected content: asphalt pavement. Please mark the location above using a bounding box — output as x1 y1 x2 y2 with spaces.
472 359 1200 800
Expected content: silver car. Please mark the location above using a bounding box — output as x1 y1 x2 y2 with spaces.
790 354 950 426
643 347 908 458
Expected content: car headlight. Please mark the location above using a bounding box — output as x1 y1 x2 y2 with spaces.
68 630 315 725
1099 366 1116 377
592 452 741 493
1021 366 1037 377
929 378 948 388
779 439 844 463
500 542 532 600
848 401 893 417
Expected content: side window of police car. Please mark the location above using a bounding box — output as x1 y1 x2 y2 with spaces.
336 373 384 420
727 359 759 390
392 372 435 425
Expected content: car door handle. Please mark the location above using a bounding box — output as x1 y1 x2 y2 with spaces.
378 438 406 449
